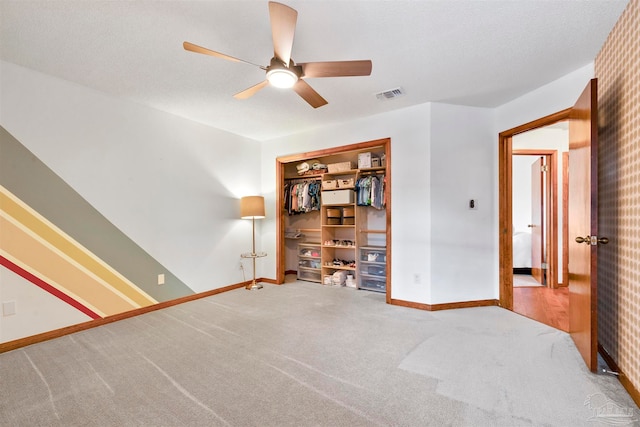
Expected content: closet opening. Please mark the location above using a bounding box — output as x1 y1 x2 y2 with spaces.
512 150 558 288
275 138 391 303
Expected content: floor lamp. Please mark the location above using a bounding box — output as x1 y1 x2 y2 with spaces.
240 196 266 290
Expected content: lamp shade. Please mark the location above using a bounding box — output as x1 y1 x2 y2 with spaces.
240 196 265 219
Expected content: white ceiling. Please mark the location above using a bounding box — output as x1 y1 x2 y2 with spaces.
0 0 628 141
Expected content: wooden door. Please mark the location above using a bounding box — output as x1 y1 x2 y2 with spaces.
530 157 544 284
568 79 599 372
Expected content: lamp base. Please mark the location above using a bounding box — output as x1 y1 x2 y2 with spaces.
246 280 263 290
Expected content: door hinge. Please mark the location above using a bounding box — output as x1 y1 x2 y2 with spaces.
541 165 548 172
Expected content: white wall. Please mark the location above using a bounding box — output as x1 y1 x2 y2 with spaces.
262 102 496 305
261 104 433 303
429 103 496 303
0 61 262 294
263 64 594 306
0 59 596 331
494 63 594 132
512 155 537 232
0 268 92 342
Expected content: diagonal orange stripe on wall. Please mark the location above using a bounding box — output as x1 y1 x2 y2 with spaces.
1 216 137 316
0 186 157 307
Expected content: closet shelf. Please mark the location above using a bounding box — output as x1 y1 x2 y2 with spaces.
358 167 386 173
298 266 321 272
325 265 356 271
284 174 324 180
323 169 359 176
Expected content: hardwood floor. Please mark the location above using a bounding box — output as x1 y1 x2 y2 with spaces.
513 283 569 332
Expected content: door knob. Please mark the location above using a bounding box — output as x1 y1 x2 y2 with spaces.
575 235 609 245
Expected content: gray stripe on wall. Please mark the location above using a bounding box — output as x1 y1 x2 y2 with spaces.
0 126 194 301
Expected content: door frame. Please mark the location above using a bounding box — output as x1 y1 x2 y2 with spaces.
512 150 559 288
499 109 570 309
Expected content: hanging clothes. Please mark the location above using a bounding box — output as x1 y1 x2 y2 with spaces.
284 180 321 215
356 174 385 209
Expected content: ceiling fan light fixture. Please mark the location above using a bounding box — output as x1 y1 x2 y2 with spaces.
266 67 298 88
184 2 371 107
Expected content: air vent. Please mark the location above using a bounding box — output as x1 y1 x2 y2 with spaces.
376 87 405 101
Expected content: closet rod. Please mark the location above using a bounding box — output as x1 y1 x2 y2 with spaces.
285 177 322 183
357 171 385 176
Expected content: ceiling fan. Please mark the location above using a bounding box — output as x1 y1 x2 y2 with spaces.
183 1 372 108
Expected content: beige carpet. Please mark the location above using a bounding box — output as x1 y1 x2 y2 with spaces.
0 281 637 426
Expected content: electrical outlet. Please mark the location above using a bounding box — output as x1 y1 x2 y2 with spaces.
2 301 16 316
469 199 478 210
413 274 421 284
157 274 165 285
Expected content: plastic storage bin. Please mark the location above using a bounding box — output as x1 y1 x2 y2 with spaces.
322 190 354 205
360 278 386 292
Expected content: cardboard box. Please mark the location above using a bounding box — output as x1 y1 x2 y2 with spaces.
322 190 354 205
326 208 342 218
358 152 372 169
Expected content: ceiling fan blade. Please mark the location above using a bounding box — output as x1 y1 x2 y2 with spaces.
233 80 269 100
268 2 297 65
183 41 265 69
293 80 328 108
300 60 373 78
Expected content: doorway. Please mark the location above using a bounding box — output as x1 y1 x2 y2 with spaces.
512 149 561 289
511 145 568 331
498 109 571 330
500 79 600 371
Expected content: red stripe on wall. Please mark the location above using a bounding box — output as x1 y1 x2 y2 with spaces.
0 255 101 319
